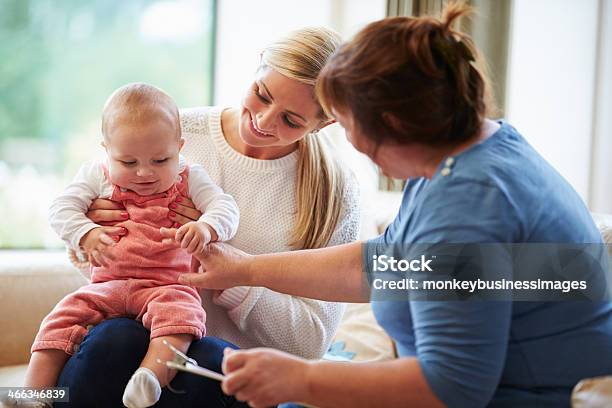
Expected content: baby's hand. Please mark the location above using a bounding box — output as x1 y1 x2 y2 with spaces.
174 222 216 254
79 227 118 267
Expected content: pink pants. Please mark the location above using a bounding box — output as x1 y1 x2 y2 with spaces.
31 279 205 355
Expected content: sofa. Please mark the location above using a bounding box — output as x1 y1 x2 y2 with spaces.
1 212 611 407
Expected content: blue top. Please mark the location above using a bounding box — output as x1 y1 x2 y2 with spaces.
367 122 612 407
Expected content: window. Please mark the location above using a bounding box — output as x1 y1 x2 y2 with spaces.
0 0 216 248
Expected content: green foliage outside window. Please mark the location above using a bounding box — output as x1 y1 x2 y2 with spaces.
0 0 215 248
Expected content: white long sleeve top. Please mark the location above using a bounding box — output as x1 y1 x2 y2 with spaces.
49 157 239 250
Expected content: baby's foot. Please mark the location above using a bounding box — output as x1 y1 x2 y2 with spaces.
122 367 161 408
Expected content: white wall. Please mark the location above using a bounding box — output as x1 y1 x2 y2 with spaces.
506 0 600 203
214 0 386 106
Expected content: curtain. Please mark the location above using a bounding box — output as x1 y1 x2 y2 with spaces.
589 0 612 212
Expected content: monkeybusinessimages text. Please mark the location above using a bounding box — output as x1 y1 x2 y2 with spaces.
371 255 588 294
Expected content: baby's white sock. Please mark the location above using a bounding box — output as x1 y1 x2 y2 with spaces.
122 367 162 408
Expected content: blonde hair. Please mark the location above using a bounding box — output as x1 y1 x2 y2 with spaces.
261 27 346 250
101 82 180 140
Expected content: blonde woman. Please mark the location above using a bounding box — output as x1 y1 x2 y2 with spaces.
177 3 612 408
57 27 359 408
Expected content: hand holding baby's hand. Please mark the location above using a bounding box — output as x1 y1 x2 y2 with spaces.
161 222 216 254
79 227 118 267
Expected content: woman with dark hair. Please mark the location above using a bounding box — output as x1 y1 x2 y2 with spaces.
179 2 612 407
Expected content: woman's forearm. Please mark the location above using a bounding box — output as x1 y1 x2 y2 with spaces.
247 241 369 303
299 358 444 408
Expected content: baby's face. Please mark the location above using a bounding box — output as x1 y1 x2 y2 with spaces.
104 115 183 196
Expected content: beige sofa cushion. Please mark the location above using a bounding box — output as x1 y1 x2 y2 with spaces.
0 365 27 387
0 251 86 368
326 303 395 362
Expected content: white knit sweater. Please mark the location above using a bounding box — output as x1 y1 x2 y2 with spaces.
180 106 361 359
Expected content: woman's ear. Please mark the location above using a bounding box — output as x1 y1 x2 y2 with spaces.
179 137 185 151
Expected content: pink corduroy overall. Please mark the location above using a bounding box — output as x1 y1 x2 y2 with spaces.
32 166 205 355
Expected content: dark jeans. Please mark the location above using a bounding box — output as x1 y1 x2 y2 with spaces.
55 318 248 407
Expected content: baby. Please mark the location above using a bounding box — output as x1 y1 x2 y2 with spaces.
24 83 239 408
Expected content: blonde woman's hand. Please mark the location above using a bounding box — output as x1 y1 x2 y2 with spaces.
221 348 311 408
169 196 203 227
86 198 129 224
